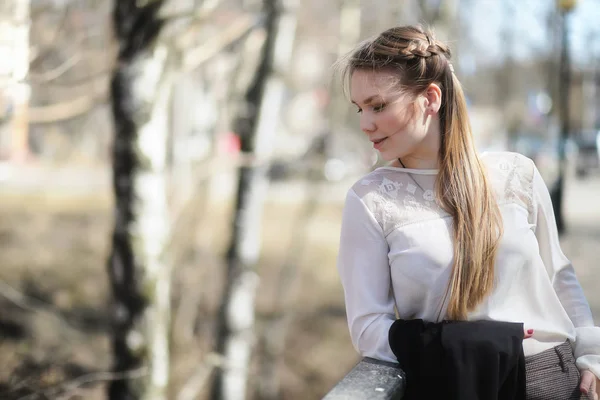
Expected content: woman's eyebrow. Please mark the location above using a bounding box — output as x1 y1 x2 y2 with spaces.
350 95 381 106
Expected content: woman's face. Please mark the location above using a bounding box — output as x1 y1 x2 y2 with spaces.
350 69 439 165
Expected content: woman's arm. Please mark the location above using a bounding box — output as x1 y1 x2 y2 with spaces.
532 164 600 379
337 188 397 362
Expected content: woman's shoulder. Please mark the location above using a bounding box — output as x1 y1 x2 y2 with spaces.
347 168 426 199
345 169 399 208
480 150 534 166
480 151 537 209
480 151 536 179
346 168 445 234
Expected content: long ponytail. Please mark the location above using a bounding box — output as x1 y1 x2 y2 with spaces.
437 70 503 320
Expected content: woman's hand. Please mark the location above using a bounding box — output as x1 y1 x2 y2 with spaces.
523 328 599 399
580 370 599 400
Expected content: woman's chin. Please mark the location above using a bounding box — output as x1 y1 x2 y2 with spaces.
378 151 399 162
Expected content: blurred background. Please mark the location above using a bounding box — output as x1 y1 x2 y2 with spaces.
0 0 599 399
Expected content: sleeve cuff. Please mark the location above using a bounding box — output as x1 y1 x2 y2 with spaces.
576 355 600 379
574 327 600 379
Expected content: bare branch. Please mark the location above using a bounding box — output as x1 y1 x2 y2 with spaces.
39 67 112 87
0 280 86 332
176 353 225 400
29 94 104 124
53 368 148 400
0 280 92 342
15 367 149 400
183 14 262 72
161 3 221 23
29 53 81 83
29 3 72 65
160 0 226 50
0 279 64 316
166 152 265 222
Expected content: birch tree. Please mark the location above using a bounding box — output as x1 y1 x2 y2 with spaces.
498 0 518 149
211 0 299 398
106 0 263 397
255 2 361 397
4 0 31 161
107 1 175 399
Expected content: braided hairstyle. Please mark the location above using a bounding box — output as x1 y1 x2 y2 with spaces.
341 25 503 321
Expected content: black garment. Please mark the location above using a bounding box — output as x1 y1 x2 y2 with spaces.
388 319 526 400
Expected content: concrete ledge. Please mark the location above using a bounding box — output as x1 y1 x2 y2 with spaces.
322 357 406 400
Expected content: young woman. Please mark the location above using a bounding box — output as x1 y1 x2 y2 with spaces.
336 25 600 399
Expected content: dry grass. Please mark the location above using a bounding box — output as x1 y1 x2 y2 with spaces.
0 184 358 400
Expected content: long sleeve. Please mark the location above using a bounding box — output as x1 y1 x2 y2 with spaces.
337 188 397 363
532 165 600 378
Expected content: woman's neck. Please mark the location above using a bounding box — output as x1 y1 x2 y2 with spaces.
395 114 441 169
395 156 439 169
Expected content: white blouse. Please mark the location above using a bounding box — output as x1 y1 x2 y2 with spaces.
337 151 600 378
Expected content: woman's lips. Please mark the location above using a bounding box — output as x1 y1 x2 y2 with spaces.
373 137 388 150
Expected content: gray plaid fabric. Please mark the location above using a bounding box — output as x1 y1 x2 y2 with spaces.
526 341 591 400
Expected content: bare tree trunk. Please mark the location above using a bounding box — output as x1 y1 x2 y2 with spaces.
582 31 597 132
211 0 298 399
497 0 517 149
330 0 361 129
254 3 361 399
107 1 175 399
553 7 573 234
416 0 460 40
544 5 560 138
9 0 31 161
596 46 600 130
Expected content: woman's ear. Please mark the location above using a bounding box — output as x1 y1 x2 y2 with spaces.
425 83 442 115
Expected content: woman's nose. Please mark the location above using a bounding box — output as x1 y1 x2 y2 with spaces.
360 115 376 134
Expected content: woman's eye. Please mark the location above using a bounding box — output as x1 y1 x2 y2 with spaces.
356 108 362 114
372 104 386 112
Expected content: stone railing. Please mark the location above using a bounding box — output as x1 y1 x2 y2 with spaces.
322 357 406 399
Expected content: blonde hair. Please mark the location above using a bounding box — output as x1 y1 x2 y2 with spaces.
340 25 503 320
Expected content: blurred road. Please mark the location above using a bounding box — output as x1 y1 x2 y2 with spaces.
561 175 600 321
0 162 109 195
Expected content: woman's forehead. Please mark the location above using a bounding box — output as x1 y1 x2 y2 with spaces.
350 70 402 102
351 69 397 87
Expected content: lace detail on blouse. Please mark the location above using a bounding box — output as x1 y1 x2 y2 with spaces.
351 152 536 235
484 152 535 218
